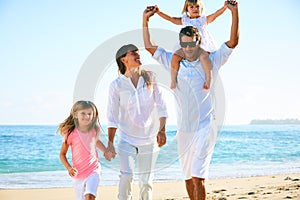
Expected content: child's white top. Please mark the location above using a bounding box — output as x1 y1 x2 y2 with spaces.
182 14 218 52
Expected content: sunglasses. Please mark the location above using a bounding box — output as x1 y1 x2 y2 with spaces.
180 41 198 48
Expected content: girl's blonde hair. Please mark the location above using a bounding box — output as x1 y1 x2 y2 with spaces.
58 101 100 136
116 44 152 90
182 0 205 15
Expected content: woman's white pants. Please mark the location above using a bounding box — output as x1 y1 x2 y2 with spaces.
117 139 159 200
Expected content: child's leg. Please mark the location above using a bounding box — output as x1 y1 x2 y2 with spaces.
84 172 100 200
171 49 184 89
73 178 85 200
199 49 212 90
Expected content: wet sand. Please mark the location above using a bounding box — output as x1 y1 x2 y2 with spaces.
0 173 299 200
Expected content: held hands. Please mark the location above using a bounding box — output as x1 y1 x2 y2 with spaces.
226 0 238 11
143 5 158 21
104 141 116 161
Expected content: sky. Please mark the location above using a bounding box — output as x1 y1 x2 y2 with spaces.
0 0 300 125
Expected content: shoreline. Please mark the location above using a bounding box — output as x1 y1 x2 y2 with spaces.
1 173 299 200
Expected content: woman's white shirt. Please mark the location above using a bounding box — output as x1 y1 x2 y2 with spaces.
107 73 168 146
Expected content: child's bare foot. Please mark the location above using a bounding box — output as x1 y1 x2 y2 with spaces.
170 80 177 89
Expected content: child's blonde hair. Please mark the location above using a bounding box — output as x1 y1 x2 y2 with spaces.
182 0 205 16
58 100 100 136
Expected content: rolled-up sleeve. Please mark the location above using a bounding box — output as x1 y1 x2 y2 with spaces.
106 81 119 128
210 43 233 70
152 47 172 71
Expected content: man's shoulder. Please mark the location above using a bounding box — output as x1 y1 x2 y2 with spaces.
210 43 233 57
153 46 171 58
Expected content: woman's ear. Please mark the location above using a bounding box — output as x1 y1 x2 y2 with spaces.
120 56 127 64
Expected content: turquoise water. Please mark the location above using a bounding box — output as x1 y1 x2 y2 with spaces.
0 125 299 188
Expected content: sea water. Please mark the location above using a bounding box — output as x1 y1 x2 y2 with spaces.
0 125 299 189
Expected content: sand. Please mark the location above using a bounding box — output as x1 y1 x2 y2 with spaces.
0 173 299 200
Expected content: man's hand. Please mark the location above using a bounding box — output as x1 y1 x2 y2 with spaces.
157 131 166 147
143 6 157 21
226 0 238 11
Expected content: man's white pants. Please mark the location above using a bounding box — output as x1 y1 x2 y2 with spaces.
117 139 159 200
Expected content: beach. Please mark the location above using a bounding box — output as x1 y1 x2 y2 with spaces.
1 125 300 199
1 173 299 200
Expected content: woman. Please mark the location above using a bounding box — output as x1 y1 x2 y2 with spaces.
106 44 168 200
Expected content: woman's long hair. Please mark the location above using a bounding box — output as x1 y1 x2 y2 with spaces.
116 44 152 90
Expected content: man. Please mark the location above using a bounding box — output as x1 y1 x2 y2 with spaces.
143 1 239 200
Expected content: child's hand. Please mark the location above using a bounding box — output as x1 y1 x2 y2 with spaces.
226 0 238 9
104 151 111 161
104 142 116 161
154 5 160 13
67 167 78 177
104 150 116 161
227 0 237 5
144 5 157 20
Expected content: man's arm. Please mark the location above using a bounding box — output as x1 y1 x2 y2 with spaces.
143 7 158 56
225 1 239 48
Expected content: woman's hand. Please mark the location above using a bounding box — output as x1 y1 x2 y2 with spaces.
104 141 116 161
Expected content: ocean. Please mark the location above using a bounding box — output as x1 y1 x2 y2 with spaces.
0 125 300 189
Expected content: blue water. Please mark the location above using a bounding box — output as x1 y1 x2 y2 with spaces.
0 125 300 189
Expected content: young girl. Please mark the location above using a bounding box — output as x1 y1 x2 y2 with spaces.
58 100 111 200
155 0 228 90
